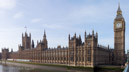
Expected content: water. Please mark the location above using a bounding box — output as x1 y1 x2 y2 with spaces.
0 64 123 72
0 64 61 72
0 64 93 72
0 64 33 72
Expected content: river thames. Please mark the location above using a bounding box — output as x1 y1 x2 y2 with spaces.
0 64 67 72
0 62 123 72
0 62 91 72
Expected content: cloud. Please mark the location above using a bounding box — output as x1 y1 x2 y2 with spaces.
42 24 63 29
13 12 23 19
31 18 42 23
0 0 16 10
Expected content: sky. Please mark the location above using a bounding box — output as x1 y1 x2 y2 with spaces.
0 0 129 53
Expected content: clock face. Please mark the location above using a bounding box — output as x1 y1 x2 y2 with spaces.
116 22 122 28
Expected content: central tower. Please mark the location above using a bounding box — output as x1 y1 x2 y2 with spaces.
114 4 125 65
22 32 31 49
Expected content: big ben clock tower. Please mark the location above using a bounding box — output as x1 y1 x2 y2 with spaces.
114 4 125 65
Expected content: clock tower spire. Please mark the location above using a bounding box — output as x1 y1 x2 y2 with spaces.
114 3 125 65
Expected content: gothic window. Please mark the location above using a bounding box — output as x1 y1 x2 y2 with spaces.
64 57 66 60
87 42 91 47
88 42 91 46
65 52 67 55
88 57 91 62
71 45 74 48
82 57 84 61
88 50 91 54
70 57 73 61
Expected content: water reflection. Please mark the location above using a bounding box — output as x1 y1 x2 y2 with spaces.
0 64 68 72
0 64 123 72
0 64 92 72
2 64 30 72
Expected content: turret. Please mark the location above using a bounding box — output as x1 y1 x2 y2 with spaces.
43 30 48 49
92 30 94 39
11 48 13 52
78 34 82 45
69 34 70 41
32 40 34 48
25 32 27 37
115 3 124 20
43 30 46 39
96 32 98 38
117 3 122 15
74 33 76 39
96 32 98 44
85 31 86 41
22 33 23 38
29 33 31 38
108 45 110 50
79 35 81 39
2 48 9 60
22 32 31 50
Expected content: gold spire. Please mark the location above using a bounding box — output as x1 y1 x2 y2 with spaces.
44 30 46 37
117 3 122 15
115 3 123 19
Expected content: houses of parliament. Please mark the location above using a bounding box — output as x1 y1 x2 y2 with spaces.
1 5 126 67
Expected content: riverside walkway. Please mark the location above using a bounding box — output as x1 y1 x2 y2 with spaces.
123 65 129 72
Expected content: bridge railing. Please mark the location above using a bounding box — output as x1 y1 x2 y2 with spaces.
123 65 129 72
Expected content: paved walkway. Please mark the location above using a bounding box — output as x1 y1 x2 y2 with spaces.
123 65 129 72
1 62 68 72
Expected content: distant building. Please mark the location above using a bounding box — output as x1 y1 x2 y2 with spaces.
1 4 126 67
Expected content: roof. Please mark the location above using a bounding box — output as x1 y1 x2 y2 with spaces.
117 4 121 12
115 14 123 20
115 4 124 20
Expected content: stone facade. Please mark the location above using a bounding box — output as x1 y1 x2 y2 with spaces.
2 31 113 67
114 4 125 65
1 5 125 67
